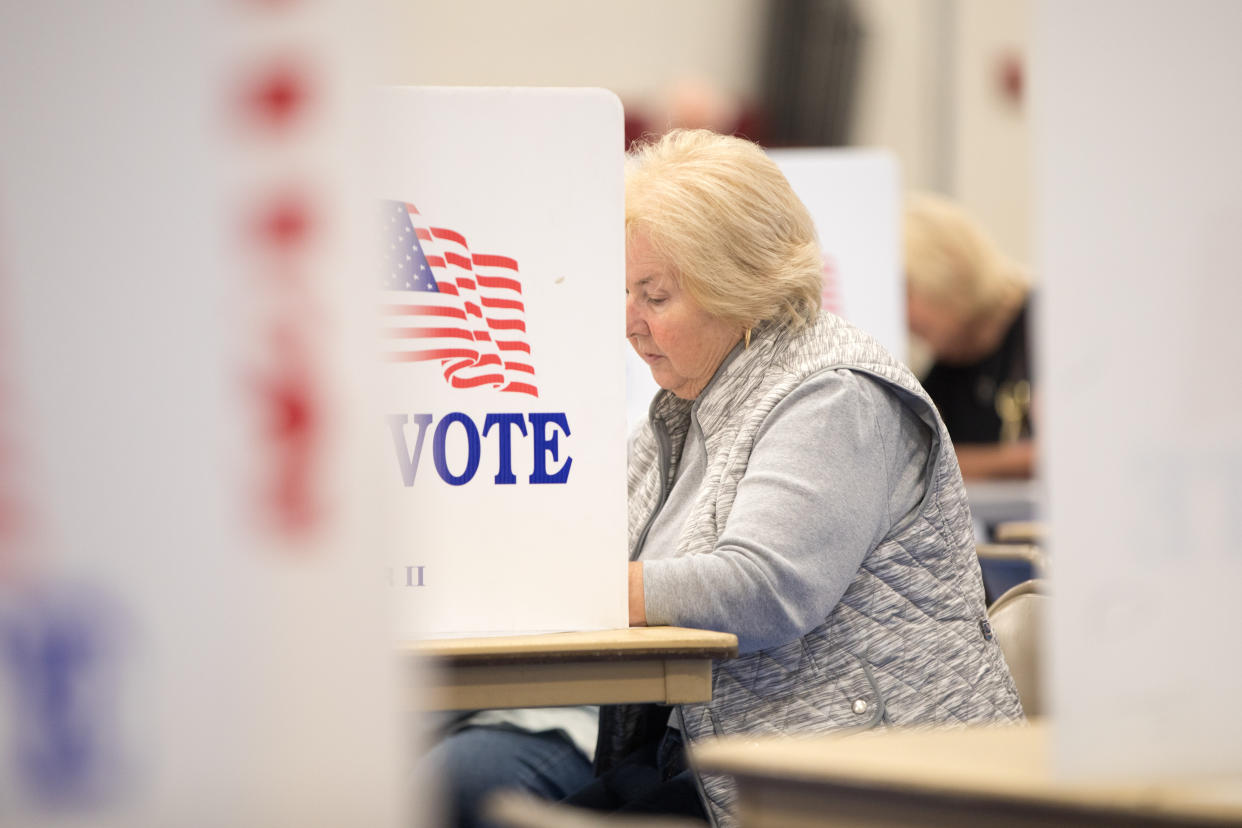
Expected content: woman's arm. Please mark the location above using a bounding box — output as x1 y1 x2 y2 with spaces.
638 371 932 652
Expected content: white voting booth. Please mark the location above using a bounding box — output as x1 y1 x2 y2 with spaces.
375 88 629 638
768 149 905 360
626 149 904 430
1037 1 1242 780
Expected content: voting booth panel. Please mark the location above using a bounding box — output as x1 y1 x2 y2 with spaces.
374 87 629 638
625 149 904 430
1036 0 1242 779
769 149 906 360
0 4 404 825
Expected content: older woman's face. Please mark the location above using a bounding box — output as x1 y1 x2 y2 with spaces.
625 230 741 400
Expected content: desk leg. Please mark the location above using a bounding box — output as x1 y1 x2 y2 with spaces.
664 658 712 703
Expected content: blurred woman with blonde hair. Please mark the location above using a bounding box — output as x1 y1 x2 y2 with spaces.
903 192 1035 479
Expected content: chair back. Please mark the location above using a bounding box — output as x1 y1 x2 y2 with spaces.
975 543 1044 604
987 579 1047 717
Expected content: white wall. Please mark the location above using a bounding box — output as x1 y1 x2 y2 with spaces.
852 0 955 194
400 0 766 112
402 0 1033 265
952 0 1031 263
853 0 1032 263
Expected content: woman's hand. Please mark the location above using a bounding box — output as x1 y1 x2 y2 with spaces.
628 561 647 627
953 439 1036 480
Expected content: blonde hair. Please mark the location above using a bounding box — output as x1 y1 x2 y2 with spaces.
902 192 1028 321
626 129 823 332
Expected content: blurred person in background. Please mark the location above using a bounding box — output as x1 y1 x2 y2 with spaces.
903 192 1035 480
565 130 1023 827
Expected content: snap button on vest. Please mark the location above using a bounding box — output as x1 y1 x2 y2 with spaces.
852 699 868 715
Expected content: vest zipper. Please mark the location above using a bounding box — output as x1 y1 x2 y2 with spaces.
632 416 672 560
636 418 716 823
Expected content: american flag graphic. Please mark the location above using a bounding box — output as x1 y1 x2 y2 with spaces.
382 201 538 397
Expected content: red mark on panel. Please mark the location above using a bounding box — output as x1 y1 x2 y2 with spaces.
239 60 312 131
252 324 322 537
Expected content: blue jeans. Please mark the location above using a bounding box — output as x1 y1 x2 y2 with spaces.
422 726 594 828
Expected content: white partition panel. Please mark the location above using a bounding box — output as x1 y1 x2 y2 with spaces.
0 3 403 825
768 149 905 359
1035 0 1242 779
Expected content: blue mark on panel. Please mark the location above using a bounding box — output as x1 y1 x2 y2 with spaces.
1 587 127 808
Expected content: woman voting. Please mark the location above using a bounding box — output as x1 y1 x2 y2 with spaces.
564 130 1024 826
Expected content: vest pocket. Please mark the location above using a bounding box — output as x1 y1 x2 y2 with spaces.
853 658 887 729
703 648 889 737
804 640 888 731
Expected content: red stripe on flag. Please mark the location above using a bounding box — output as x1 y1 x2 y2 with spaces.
426 255 445 268
430 227 468 248
445 251 472 270
473 254 518 270
416 228 432 241
385 348 477 362
505 362 534 374
481 297 524 311
497 341 531 353
406 203 420 215
488 318 526 332
475 353 503 367
381 304 466 320
450 373 506 389
436 281 459 296
464 302 482 317
387 327 473 340
477 275 521 293
502 381 539 397
457 278 477 292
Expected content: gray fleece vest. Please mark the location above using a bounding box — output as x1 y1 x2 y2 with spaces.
601 311 1024 827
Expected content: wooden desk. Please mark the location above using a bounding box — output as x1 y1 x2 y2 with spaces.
407 626 738 712
994 519 1047 544
693 722 1242 827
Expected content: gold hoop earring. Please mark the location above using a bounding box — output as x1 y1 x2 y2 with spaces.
744 328 752 349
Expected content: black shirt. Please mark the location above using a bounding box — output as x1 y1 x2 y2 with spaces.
921 301 1033 444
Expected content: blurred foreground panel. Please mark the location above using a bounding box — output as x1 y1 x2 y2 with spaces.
1035 0 1242 781
0 2 407 825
